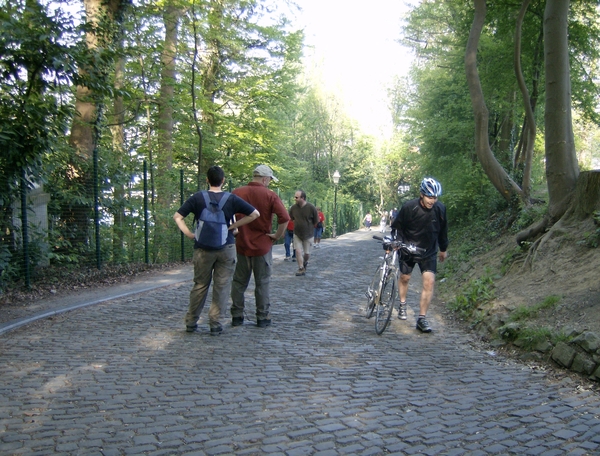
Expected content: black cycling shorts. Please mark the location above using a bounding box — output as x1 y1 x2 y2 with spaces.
399 255 437 275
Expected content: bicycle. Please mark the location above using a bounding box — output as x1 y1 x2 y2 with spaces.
365 235 424 335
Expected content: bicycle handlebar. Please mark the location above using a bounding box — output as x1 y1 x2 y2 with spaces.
372 235 426 255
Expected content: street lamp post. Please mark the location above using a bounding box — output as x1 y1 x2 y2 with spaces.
332 170 340 238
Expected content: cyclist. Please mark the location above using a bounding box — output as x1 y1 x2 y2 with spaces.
390 177 448 332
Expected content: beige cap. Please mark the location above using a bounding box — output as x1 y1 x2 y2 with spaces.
253 164 279 182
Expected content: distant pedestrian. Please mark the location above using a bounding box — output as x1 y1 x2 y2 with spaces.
174 166 259 335
230 165 289 328
284 220 296 260
313 207 325 248
289 190 319 276
391 177 448 332
364 212 372 230
379 211 388 233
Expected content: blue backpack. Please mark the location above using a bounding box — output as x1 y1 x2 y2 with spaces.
194 191 230 248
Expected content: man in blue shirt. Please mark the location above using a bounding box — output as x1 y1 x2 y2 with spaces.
174 166 259 335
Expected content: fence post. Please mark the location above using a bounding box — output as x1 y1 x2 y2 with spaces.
20 169 30 289
144 160 149 264
93 134 101 269
180 169 185 261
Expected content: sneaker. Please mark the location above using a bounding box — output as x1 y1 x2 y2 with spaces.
232 316 244 327
295 268 305 276
210 326 223 336
284 256 291 261
186 325 198 333
257 319 271 328
416 317 432 333
398 302 407 320
303 261 309 270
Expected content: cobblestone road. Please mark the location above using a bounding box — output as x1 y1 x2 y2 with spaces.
1 230 600 455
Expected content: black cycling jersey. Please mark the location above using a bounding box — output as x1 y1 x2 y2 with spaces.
390 197 448 259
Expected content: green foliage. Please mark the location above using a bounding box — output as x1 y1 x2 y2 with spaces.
497 295 563 350
447 272 495 319
47 229 80 265
0 1 80 201
499 325 548 349
510 203 548 232
500 246 527 275
508 295 561 322
498 324 572 351
578 210 600 248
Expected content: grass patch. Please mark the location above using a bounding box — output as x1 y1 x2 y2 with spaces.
447 272 495 319
508 295 561 322
578 210 600 248
499 323 573 351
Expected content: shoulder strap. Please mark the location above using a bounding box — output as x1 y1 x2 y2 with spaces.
217 192 230 209
201 191 211 207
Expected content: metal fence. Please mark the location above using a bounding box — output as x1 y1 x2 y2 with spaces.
2 162 363 291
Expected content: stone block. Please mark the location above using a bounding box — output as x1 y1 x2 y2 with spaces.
571 353 597 375
552 341 577 368
572 331 600 353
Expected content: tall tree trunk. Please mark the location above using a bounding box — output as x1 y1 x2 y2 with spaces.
156 4 181 206
465 0 524 204
190 0 204 190
514 0 535 200
65 0 128 248
111 53 126 262
516 0 582 248
544 0 579 219
198 0 224 173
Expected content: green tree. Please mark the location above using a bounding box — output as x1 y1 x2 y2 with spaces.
64 0 130 247
0 0 79 275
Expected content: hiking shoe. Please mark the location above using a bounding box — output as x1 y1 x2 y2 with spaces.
210 326 223 336
398 302 407 320
295 268 305 276
232 317 244 327
416 317 432 333
257 319 271 328
186 325 198 333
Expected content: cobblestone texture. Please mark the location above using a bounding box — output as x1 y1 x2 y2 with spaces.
1 230 600 455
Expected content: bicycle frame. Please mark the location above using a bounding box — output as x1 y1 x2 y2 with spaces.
366 236 424 334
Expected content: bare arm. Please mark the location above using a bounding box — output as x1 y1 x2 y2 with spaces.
174 212 194 240
267 221 288 242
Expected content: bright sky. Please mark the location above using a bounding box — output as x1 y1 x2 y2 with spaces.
293 0 415 137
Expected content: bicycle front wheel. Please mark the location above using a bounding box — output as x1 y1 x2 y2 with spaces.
375 270 396 335
365 266 382 319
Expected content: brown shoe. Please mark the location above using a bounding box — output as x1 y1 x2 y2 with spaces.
295 268 305 276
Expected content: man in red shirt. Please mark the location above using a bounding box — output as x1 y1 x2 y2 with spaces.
230 165 290 327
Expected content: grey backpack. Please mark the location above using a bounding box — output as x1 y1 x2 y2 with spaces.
194 192 230 248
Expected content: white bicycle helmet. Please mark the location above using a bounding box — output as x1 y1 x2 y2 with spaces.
420 177 442 197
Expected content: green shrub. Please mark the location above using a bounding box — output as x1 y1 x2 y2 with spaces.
512 326 553 350
509 295 561 322
511 204 547 232
578 210 600 248
499 323 573 351
447 273 495 319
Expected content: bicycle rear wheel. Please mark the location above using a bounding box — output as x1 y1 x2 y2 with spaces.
365 266 382 319
375 270 396 335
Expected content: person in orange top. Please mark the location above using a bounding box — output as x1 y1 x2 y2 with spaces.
230 165 289 328
313 208 325 248
284 219 295 260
